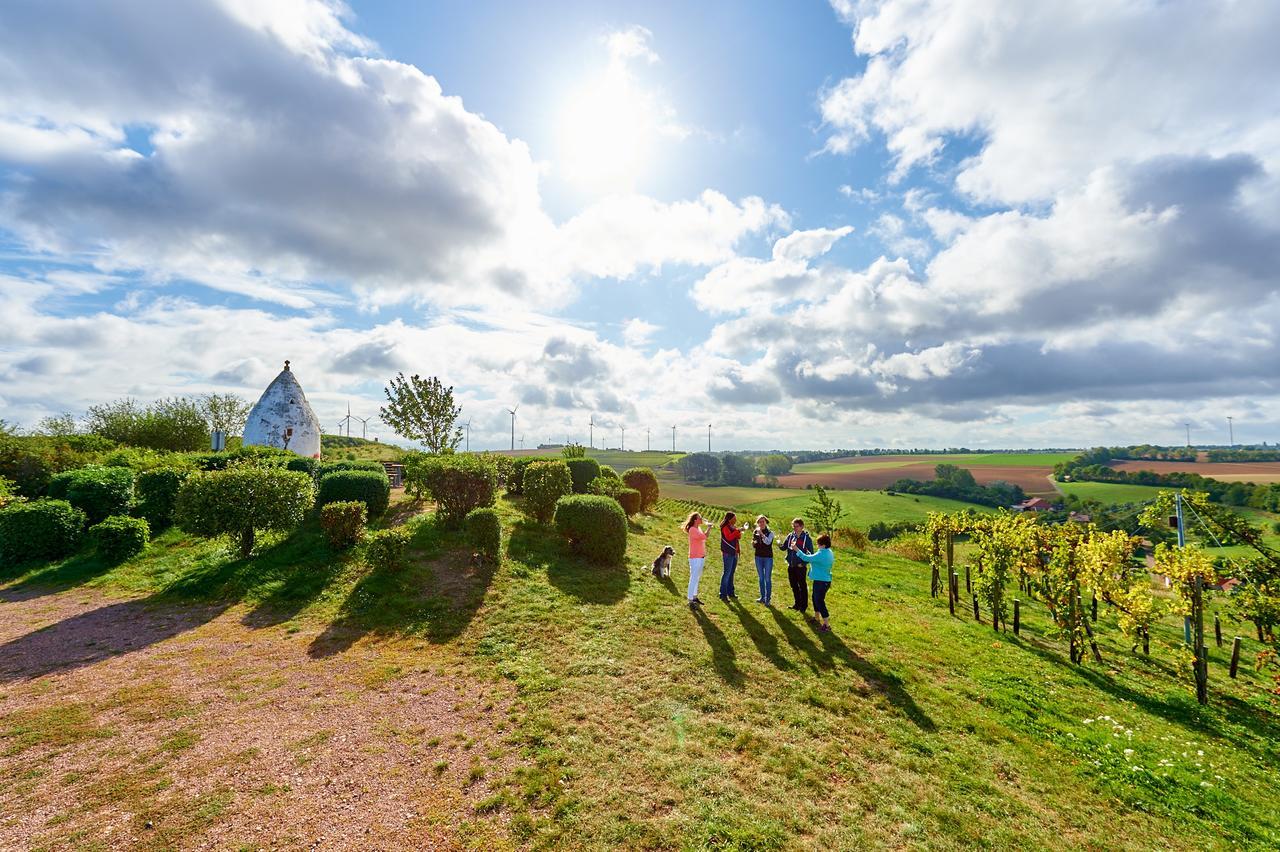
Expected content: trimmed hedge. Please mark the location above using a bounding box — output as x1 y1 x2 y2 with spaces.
317 459 386 477
134 467 189 530
0 499 86 565
366 527 411 571
286 457 320 476
320 500 366 549
621 467 660 510
191 445 293 471
89 515 150 563
524 460 573 523
465 507 502 559
566 458 602 494
318 470 390 519
506 456 539 495
47 466 135 524
615 487 642 517
175 467 315 558
599 465 620 481
554 495 627 564
409 454 497 525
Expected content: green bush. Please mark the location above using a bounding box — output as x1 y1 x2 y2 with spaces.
191 445 293 471
615 488 642 517
0 434 103 496
486 454 515 491
320 500 367 549
366 527 412 571
89 515 150 562
599 465 620 480
317 470 390 519
554 495 627 564
506 456 539 495
175 467 315 557
0 475 22 509
465 507 502 559
409 454 497 525
317 459 385 477
621 468 660 510
566 458 602 494
0 499 86 565
47 466 135 524
286 457 320 476
524 460 573 523
99 447 192 472
134 467 189 530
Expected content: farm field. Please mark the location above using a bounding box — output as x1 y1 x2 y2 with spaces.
2 498 1277 848
780 463 1059 495
1108 459 1280 484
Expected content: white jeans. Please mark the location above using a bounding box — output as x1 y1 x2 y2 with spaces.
687 557 705 600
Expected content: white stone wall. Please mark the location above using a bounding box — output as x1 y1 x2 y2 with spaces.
241 365 323 458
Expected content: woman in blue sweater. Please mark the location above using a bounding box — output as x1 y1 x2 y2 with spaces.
792 533 835 632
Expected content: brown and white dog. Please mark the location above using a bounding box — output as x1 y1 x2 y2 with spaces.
652 545 675 578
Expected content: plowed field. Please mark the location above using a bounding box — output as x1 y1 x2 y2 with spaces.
1108 460 1280 484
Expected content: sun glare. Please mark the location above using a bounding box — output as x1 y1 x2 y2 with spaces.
556 68 656 195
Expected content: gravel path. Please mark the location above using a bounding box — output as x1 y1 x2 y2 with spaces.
0 588 515 850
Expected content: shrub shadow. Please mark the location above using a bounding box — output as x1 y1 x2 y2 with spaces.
507 517 629 605
0 551 117 601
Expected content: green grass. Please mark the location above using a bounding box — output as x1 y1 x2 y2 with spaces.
3 495 1278 848
654 483 992 526
1058 481 1168 506
794 452 1077 474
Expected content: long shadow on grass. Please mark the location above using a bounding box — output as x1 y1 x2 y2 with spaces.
0 596 230 683
726 599 793 671
308 519 494 657
0 551 119 602
693 605 744 687
507 518 629 605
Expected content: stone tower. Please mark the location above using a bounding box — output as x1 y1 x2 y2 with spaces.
241 360 323 458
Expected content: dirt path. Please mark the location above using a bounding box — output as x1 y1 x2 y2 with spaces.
0 589 514 850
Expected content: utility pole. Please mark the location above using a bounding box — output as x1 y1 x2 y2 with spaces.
1227 416 1234 447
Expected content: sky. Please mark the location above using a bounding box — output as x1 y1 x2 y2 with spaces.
1 0 1278 451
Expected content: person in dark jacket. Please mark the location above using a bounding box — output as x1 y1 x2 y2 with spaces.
751 515 775 605
777 518 814 611
718 512 747 601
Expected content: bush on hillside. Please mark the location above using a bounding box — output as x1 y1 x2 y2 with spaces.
868 520 920 541
0 476 22 509
408 454 497 525
191 445 293 471
320 500 367 549
566 458 602 494
286 457 320 476
175 467 314 557
621 467 660 510
486 454 515 491
317 470 390 519
506 456 539 495
0 434 107 496
554 495 628 564
317 459 386 477
99 447 193 472
835 526 870 551
366 527 412 571
886 533 930 563
47 466 135 524
465 507 502 559
0 499 86 565
89 515 150 563
615 487 642 517
598 465 620 480
524 460 573 523
134 467 189 530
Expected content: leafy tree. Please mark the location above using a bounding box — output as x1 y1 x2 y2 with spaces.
720 454 756 486
804 485 844 536
199 393 252 436
756 453 792 476
175 467 314 557
379 373 462 453
934 464 977 489
524 460 572 523
37 413 80 436
561 443 587 459
677 452 722 483
85 397 209 451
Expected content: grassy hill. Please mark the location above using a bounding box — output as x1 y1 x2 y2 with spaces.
2 497 1278 848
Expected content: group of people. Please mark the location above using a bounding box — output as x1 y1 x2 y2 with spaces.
683 511 836 631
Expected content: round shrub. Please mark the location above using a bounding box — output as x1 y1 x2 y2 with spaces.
175 467 315 557
587 476 623 498
366 527 412 571
320 500 366 549
318 470 390 519
621 467 660 510
566 458 602 494
524 460 572 523
598 465 620 481
317 459 385 477
506 456 539 495
286 457 320 476
134 467 189 530
0 499 86 565
46 466 135 525
615 487 642 517
409 454 497 525
465 507 502 559
554 495 628 564
89 515 150 563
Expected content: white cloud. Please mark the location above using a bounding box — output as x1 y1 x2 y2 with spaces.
621 318 660 347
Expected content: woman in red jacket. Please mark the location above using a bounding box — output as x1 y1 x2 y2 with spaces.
718 511 748 602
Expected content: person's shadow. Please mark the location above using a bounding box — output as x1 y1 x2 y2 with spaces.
728 600 793 671
692 606 743 688
817 627 936 731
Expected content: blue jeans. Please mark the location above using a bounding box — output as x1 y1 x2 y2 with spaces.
812 580 831 619
754 557 773 602
719 552 738 597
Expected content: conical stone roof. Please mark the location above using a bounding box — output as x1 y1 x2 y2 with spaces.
241 360 322 458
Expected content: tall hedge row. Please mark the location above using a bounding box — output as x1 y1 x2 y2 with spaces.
317 470 390 519
0 500 86 565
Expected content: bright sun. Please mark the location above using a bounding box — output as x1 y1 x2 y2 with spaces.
556 68 656 195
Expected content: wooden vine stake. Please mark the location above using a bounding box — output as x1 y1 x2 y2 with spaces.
1214 613 1222 647
1229 637 1242 678
1013 599 1021 635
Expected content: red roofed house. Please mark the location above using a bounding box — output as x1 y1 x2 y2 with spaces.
1014 497 1054 512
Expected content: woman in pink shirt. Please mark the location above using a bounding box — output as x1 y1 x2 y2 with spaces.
683 511 713 607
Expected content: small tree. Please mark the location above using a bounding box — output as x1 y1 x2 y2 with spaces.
199 393 252 437
720 454 756 486
379 373 462 453
561 443 587 459
175 467 314 558
37 413 80 437
756 453 792 476
524 460 573 523
804 485 844 537
677 452 722 483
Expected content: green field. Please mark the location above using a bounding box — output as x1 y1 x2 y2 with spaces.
1057 481 1167 506
794 452 1078 474
2 497 1277 848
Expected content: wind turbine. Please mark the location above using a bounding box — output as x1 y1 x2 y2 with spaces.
506 405 519 452
463 417 472 452
646 427 651 452
707 423 712 453
1185 421 1192 448
670 425 677 452
589 414 595 449
1227 415 1234 447
519 434 525 450
621 425 626 452
339 402 354 437
356 415 370 440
